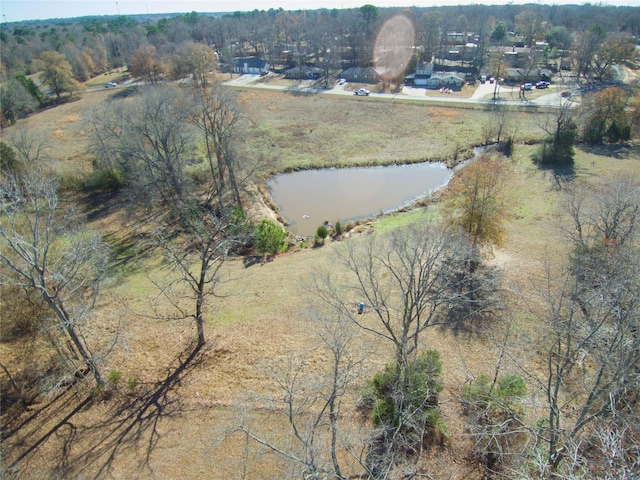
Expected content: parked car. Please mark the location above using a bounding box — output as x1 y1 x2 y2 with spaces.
104 82 117 88
536 81 550 89
521 83 533 91
338 78 346 85
354 88 370 96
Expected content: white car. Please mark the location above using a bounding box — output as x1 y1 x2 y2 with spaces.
354 88 370 96
104 82 117 88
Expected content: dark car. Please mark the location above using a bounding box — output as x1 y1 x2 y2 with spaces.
536 81 550 89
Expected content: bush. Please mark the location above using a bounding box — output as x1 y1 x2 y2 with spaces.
334 221 344 237
368 350 445 438
0 142 19 173
253 219 288 257
463 373 527 474
364 351 446 475
126 377 139 390
85 167 125 192
498 135 514 157
315 224 329 244
531 127 576 166
107 369 122 385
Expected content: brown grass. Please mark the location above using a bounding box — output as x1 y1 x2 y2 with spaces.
1 84 639 479
235 88 547 172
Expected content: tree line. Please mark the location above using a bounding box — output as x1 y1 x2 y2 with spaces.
1 3 639 124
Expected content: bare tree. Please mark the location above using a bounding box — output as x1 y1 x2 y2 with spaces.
523 176 640 477
9 128 49 166
89 85 197 212
189 82 245 207
574 25 606 83
0 174 110 387
150 208 247 347
231 304 367 479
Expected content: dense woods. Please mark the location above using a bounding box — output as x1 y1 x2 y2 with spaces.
1 4 639 95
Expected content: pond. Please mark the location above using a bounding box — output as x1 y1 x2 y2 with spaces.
266 162 453 237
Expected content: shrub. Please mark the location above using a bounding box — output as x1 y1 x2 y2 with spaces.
315 224 329 244
364 351 446 475
498 135 514 157
253 219 288 257
107 369 122 385
463 373 527 474
334 221 344 237
368 350 445 440
85 167 125 192
531 127 576 166
0 142 19 173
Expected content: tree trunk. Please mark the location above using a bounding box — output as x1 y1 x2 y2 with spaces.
46 295 105 387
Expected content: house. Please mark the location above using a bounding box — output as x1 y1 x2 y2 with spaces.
426 73 465 89
341 67 381 84
436 43 478 62
284 66 324 80
412 62 434 87
233 57 269 75
503 68 552 84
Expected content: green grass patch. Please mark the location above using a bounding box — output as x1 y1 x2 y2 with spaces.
85 71 129 87
373 206 442 233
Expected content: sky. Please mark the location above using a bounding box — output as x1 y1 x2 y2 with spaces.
1 0 638 23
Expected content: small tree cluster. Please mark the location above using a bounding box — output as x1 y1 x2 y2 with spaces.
580 87 632 144
531 121 577 166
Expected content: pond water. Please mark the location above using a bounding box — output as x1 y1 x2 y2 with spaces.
267 162 453 237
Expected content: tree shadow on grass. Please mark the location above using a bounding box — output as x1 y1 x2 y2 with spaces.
579 143 637 160
3 342 214 479
536 162 576 191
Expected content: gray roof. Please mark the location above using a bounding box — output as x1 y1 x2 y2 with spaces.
234 57 269 69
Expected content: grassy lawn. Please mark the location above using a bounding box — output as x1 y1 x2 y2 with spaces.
236 89 548 173
84 70 130 87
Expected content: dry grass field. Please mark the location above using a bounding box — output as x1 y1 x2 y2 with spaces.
1 83 639 479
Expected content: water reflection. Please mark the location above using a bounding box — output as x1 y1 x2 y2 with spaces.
267 162 452 237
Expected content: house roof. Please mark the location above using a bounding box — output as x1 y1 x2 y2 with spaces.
430 73 465 81
342 67 380 78
234 57 269 69
505 67 553 78
285 66 323 74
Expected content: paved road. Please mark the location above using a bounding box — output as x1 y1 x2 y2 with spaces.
223 73 578 109
87 73 579 109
